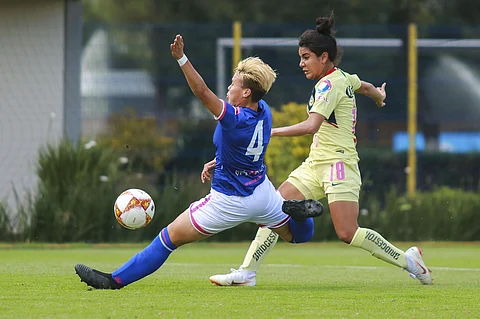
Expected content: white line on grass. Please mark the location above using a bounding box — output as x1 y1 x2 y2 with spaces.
167 263 480 272
265 264 480 272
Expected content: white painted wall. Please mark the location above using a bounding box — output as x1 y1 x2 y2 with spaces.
0 0 65 210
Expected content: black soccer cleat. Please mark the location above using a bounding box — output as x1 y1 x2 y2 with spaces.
282 199 324 221
74 264 123 290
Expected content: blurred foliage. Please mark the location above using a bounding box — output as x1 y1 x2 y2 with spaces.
0 136 209 243
83 0 157 24
26 139 124 242
357 150 480 197
265 102 310 186
81 0 480 101
3 102 475 242
2 128 479 242
359 187 480 241
82 0 480 25
4 176 480 242
96 108 176 174
311 186 480 242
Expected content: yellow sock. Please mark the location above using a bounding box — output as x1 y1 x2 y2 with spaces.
350 227 407 268
240 227 278 272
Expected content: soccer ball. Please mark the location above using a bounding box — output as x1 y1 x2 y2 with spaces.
114 189 155 229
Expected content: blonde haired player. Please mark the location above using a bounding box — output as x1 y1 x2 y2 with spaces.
74 35 323 289
209 12 433 286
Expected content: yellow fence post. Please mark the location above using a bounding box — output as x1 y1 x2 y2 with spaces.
407 23 418 197
232 21 242 72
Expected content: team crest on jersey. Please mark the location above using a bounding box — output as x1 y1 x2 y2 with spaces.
346 85 354 98
317 79 333 94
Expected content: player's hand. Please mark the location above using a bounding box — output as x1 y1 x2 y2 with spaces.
201 159 216 183
170 34 185 60
375 82 387 107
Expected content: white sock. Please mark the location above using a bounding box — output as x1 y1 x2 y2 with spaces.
350 227 407 268
240 227 278 272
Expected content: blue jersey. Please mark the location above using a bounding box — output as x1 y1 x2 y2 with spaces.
211 99 272 196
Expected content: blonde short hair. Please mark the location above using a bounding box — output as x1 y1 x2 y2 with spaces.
234 57 277 102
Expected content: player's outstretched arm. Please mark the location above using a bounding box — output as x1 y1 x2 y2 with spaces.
355 81 386 107
170 34 223 117
271 112 325 137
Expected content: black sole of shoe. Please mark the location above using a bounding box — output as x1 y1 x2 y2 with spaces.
282 199 324 221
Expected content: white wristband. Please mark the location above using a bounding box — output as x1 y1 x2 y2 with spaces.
177 54 188 67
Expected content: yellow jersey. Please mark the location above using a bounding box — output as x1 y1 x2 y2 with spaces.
307 67 361 163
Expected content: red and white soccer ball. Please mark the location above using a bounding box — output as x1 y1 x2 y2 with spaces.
114 189 155 230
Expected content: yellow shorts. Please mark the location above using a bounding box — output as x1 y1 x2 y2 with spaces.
286 159 361 204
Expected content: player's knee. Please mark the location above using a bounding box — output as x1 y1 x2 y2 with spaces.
289 218 314 244
336 229 355 244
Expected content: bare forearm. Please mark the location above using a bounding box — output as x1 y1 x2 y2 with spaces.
272 113 324 137
178 58 222 116
360 81 382 100
272 121 317 137
171 34 223 116
357 81 386 107
180 61 208 98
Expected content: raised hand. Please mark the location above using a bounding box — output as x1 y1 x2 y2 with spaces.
170 34 185 60
375 82 387 107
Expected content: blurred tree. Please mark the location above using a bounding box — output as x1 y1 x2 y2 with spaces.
83 0 157 23
449 0 480 25
30 139 124 242
83 0 480 24
96 108 176 174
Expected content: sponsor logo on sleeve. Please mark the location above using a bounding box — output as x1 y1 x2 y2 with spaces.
318 96 329 103
316 79 333 100
317 79 333 94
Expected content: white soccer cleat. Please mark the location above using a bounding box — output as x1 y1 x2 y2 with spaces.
405 246 433 285
209 268 256 286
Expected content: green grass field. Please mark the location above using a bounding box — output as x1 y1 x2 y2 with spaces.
1 242 479 319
